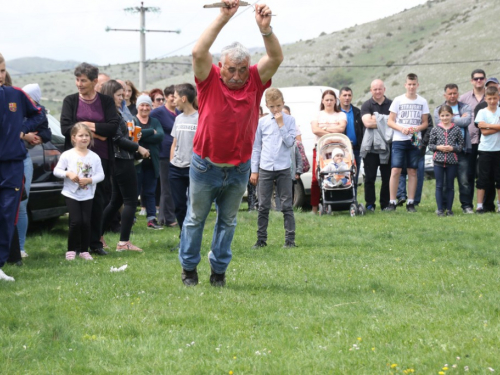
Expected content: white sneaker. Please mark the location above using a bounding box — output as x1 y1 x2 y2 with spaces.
0 269 15 282
139 208 146 216
21 251 28 258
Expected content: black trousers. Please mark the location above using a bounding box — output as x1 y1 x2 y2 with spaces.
66 197 93 253
102 158 138 242
90 158 110 250
363 152 391 210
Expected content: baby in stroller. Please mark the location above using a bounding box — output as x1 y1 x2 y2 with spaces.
321 147 351 188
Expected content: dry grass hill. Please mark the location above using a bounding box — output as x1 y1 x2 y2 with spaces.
10 0 497 118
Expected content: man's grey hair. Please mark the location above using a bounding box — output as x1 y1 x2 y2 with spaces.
220 42 251 65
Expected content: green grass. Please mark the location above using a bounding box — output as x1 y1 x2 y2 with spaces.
1 180 499 374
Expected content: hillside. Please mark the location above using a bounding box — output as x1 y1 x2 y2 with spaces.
9 0 497 118
8 57 82 76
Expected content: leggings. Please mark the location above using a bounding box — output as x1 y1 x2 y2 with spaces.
102 158 138 242
66 197 93 253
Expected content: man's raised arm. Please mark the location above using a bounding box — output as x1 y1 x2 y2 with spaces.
255 4 283 85
192 0 240 82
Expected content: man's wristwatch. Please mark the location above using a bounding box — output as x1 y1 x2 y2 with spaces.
261 26 273 37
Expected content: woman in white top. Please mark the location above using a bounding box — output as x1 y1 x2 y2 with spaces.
310 90 347 214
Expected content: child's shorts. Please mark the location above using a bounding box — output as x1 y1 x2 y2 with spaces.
476 150 500 190
391 140 421 169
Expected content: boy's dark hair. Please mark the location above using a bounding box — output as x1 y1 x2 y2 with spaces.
444 83 458 91
74 62 99 81
283 105 291 114
339 87 352 96
471 69 486 79
163 85 175 97
175 83 196 104
406 73 418 82
438 104 453 116
485 86 499 96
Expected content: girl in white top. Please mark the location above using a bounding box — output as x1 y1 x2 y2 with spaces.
310 90 347 213
53 123 104 261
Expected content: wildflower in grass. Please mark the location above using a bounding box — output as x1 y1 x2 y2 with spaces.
443 366 448 370
439 372 445 375
233 356 236 359
488 368 495 372
229 371 233 375
464 366 469 371
357 337 362 341
391 364 397 369
372 347 375 351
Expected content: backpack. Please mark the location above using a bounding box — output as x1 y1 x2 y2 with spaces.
296 141 310 173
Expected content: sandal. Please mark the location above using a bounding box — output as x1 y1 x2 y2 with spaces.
79 252 94 260
100 236 110 249
65 251 76 261
116 241 143 252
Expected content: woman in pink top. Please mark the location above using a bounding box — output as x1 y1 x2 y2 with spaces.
310 90 347 214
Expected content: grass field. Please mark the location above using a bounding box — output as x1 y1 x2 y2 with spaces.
1 181 499 374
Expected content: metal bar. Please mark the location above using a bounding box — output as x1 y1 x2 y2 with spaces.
203 1 250 8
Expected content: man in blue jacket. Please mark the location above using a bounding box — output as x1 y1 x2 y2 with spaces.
0 53 44 281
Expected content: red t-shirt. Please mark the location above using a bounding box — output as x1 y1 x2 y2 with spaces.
193 64 271 165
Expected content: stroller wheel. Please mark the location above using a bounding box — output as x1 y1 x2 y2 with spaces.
327 205 332 215
350 203 357 217
358 204 366 216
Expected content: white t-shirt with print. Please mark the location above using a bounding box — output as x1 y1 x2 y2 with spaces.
476 107 500 152
389 94 430 142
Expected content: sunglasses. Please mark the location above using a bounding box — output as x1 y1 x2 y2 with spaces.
472 77 485 81
155 97 165 102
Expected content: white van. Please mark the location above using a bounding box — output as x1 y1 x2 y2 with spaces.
259 86 348 207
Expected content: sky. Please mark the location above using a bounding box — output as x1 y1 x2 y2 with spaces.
2 0 428 66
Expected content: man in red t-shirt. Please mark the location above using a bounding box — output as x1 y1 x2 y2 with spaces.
179 0 283 287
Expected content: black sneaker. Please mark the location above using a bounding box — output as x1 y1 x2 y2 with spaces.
436 209 445 217
476 207 485 214
406 203 417 212
252 240 267 249
209 269 226 287
90 247 108 256
396 197 407 207
147 218 164 230
463 207 474 214
181 268 198 286
283 240 297 248
384 203 397 212
446 210 454 216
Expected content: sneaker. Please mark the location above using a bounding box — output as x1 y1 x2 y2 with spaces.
139 208 146 216
207 251 226 287
446 210 454 216
252 240 267 249
181 268 198 286
65 251 76 261
436 209 445 217
0 269 15 282
79 252 93 260
396 197 407 207
476 207 485 214
283 240 297 248
100 236 110 249
366 204 375 213
147 219 164 230
406 203 417 212
116 241 143 252
21 251 28 258
497 207 500 213
384 203 396 212
463 207 474 214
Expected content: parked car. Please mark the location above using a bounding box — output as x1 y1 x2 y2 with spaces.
27 113 67 224
259 86 364 208
424 147 435 179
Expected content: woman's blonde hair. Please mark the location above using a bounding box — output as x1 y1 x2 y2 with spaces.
70 122 94 147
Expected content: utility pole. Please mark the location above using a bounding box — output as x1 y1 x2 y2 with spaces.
106 2 180 91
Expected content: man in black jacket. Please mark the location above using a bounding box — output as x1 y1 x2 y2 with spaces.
60 63 119 256
339 87 364 191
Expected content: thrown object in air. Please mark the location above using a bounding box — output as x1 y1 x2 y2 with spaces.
203 1 250 8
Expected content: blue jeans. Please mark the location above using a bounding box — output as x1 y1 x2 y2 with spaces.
179 154 250 274
18 153 33 251
434 164 458 211
137 163 158 220
397 154 425 204
392 140 421 169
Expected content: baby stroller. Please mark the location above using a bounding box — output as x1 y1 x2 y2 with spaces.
316 133 365 216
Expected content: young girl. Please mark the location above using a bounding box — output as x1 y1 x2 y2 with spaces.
54 123 105 260
428 105 464 216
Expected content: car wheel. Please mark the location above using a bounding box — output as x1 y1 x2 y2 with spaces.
293 180 306 208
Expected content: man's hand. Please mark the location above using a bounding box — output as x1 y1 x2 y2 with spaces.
274 112 284 128
220 0 240 19
255 3 272 33
250 172 259 186
66 171 79 183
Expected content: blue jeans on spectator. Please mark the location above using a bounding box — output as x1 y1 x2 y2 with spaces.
442 151 472 210
397 153 425 204
179 154 250 274
18 153 33 252
136 163 158 221
434 163 458 211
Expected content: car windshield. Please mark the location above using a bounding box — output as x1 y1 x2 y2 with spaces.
47 114 65 145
